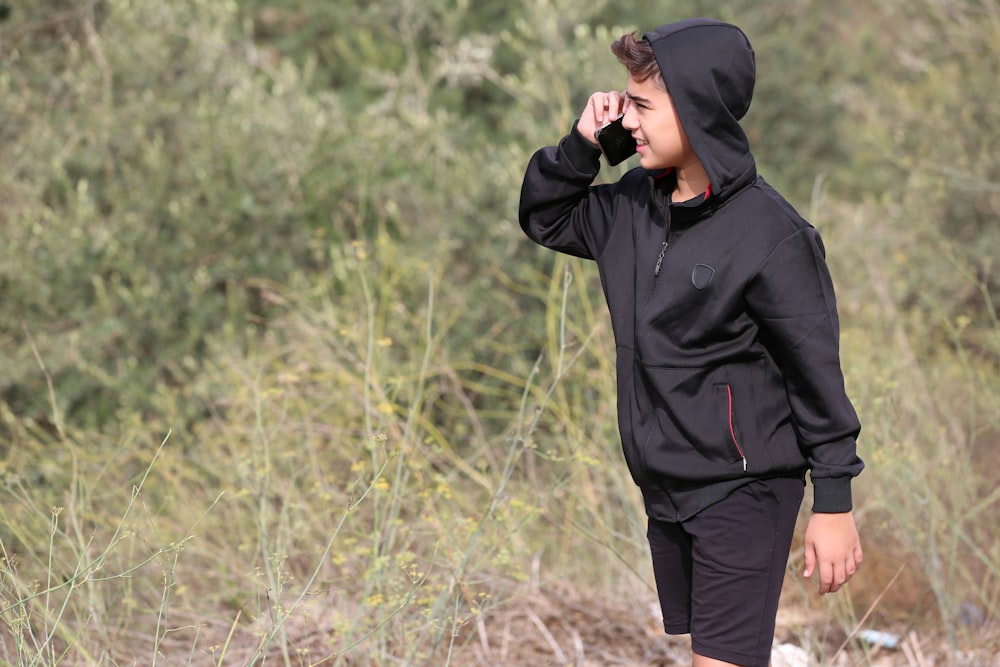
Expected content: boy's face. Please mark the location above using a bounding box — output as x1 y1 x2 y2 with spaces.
621 74 695 171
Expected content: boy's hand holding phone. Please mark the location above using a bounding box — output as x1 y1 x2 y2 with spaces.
579 91 637 165
596 116 638 165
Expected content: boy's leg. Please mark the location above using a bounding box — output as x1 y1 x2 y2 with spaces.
692 655 749 667
647 516 694 634
686 476 803 667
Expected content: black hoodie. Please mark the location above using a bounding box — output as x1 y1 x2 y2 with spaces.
518 18 863 521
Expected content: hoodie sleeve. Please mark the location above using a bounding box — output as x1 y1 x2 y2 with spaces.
746 227 863 513
518 123 619 259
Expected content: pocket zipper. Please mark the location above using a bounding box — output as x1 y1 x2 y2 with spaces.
726 384 748 472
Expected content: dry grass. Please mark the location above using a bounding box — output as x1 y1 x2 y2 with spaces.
6 581 987 666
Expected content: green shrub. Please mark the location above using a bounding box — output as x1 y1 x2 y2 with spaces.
2 0 999 663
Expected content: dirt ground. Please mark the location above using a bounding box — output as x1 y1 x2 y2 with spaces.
3 583 997 665
448 585 1000 667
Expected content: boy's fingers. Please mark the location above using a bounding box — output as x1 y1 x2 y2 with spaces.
620 91 632 116
607 91 622 117
827 559 855 594
612 91 630 119
802 542 816 579
580 93 614 144
589 91 631 128
595 92 623 126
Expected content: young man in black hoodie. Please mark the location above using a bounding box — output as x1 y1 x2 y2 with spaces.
519 18 864 667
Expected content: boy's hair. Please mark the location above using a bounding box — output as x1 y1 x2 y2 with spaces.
611 32 664 89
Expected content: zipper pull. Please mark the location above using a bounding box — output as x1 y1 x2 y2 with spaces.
654 241 668 277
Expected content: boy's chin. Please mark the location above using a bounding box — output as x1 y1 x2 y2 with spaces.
639 155 667 170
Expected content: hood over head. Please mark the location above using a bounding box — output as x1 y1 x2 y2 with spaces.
644 18 756 198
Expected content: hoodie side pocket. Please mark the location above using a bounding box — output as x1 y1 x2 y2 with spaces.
715 383 747 472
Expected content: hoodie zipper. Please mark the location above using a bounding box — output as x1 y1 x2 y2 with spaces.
653 187 672 279
725 384 748 472
653 241 668 277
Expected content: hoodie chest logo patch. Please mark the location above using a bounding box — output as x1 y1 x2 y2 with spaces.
691 264 716 290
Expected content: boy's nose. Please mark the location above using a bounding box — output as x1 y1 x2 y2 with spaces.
621 106 639 130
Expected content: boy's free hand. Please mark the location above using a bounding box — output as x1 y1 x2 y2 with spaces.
802 511 863 595
578 91 631 146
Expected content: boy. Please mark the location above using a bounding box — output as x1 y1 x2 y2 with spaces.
518 18 864 667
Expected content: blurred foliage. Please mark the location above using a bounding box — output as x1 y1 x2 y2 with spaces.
837 0 1000 334
4 0 995 429
1 0 999 661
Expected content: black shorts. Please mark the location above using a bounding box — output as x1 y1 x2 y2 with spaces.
647 476 804 667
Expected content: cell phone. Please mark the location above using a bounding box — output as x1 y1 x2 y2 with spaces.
595 115 637 166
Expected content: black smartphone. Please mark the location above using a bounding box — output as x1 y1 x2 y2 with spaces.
595 115 637 166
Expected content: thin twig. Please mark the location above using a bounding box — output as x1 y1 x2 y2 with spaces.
527 609 567 664
901 631 929 667
475 614 490 659
22 321 64 439
831 563 906 663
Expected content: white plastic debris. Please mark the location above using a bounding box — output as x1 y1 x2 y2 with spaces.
772 642 811 667
857 629 901 650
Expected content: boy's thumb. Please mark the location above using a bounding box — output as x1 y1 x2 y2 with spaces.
802 544 816 578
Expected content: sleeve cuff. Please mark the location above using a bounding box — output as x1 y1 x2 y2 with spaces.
565 121 603 171
811 475 854 513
